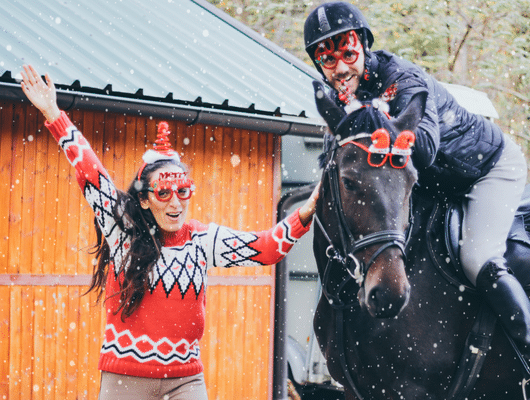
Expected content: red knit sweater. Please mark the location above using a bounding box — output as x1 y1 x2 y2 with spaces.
45 112 311 378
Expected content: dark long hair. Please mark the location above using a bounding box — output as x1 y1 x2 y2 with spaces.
85 159 188 321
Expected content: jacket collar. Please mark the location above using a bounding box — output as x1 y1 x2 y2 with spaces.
357 50 382 97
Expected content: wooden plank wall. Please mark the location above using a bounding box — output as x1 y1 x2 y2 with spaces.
0 100 281 399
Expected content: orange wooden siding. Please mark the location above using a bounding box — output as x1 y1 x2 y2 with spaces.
0 101 281 399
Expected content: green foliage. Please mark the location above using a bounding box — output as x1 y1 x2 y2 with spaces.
208 0 312 58
209 0 530 160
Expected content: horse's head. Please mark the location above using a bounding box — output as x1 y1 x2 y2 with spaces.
313 81 426 318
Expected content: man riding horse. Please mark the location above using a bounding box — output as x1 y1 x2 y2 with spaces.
304 1 530 365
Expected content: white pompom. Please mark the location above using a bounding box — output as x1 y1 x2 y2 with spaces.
372 98 390 113
344 99 363 114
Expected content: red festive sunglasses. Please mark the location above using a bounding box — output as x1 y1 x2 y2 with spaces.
314 30 363 70
148 178 195 201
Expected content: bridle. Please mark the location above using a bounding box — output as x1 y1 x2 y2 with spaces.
314 132 412 400
315 132 410 308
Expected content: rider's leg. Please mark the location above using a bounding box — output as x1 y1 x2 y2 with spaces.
460 136 529 352
460 136 527 285
476 258 530 350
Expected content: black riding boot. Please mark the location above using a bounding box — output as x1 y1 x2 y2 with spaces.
476 258 530 359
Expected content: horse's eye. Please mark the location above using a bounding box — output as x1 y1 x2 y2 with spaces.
342 177 358 191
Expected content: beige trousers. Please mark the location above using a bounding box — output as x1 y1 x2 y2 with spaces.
460 136 527 285
98 371 208 400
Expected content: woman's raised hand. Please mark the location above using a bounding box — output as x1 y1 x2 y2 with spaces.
20 64 61 123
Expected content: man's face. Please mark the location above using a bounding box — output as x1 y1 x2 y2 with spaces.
314 30 365 97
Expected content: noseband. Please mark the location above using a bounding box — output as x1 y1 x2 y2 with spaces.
316 133 410 309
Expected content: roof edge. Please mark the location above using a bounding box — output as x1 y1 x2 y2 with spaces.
0 82 326 137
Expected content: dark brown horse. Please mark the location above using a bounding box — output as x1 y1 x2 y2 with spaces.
311 81 530 400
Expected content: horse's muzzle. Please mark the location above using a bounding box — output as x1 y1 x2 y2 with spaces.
358 257 411 318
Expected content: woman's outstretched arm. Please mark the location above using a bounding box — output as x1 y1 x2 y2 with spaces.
20 64 130 263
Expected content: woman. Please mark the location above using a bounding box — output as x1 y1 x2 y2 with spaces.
20 64 319 400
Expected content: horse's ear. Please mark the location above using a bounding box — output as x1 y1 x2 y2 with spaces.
313 80 346 134
393 91 428 133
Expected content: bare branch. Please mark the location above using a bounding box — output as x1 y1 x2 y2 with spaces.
449 23 472 72
481 83 530 103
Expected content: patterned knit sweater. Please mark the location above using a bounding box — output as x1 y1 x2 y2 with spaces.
46 112 311 378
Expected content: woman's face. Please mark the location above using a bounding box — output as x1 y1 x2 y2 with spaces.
140 164 191 233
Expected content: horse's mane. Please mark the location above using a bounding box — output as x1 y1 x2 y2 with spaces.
318 101 395 169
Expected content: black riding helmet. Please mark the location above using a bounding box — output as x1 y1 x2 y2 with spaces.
304 2 374 75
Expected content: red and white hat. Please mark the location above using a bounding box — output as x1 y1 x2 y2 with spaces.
137 122 182 180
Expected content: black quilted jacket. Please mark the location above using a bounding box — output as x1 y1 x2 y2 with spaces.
331 50 505 194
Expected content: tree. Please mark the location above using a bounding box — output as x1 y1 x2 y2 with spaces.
209 0 530 158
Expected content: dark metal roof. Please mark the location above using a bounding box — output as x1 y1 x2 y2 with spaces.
0 0 326 135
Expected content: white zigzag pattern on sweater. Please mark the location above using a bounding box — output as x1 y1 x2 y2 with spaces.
58 126 92 167
272 219 297 255
101 324 200 365
214 227 260 268
150 234 208 297
83 172 131 275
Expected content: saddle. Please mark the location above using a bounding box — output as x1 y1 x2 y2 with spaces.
415 183 530 399
427 183 530 291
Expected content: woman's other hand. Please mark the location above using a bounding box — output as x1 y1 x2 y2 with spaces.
299 182 320 227
20 64 61 123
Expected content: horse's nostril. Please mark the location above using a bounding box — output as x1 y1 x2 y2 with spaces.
368 287 385 308
367 285 410 318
